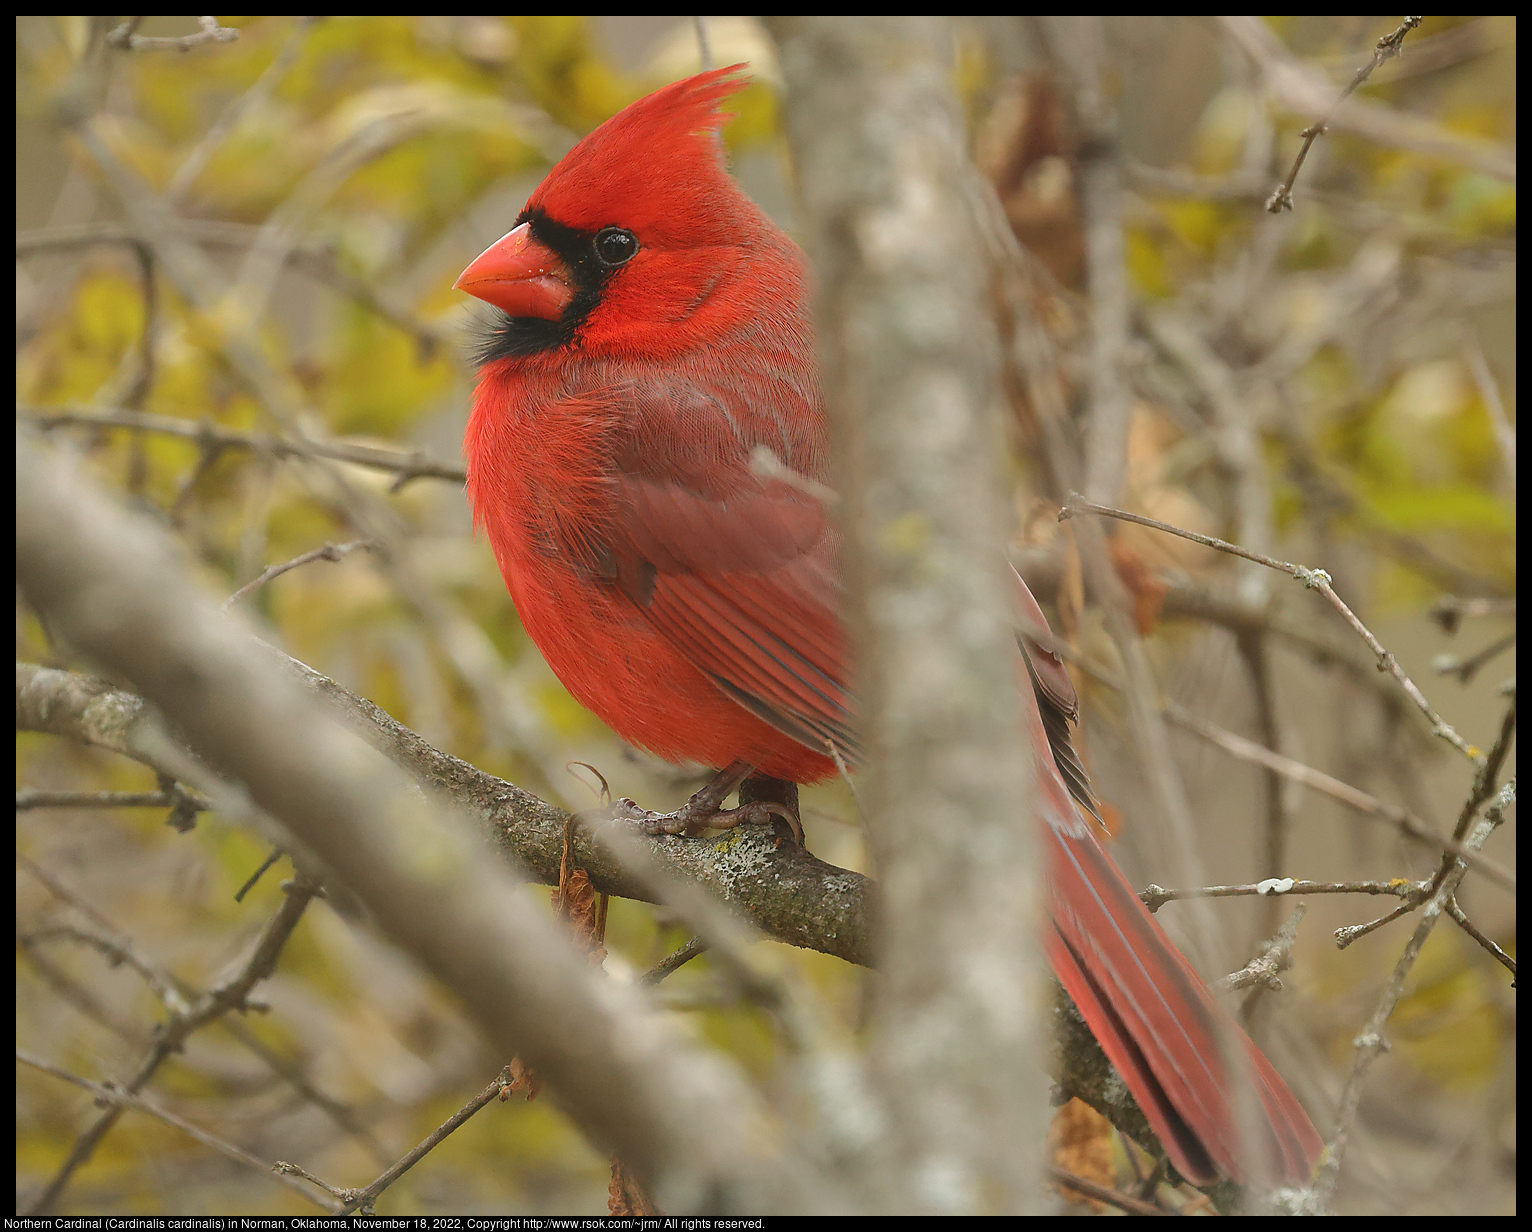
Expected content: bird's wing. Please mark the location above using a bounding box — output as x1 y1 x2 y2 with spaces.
550 375 858 762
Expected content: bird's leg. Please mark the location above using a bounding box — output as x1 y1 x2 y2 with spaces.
611 760 793 837
738 773 803 845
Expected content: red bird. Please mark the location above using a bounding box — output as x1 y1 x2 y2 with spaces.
458 67 1322 1188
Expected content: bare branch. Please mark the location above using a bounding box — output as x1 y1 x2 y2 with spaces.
17 657 873 963
18 1050 340 1212
23 405 466 486
1433 632 1516 685
166 17 320 204
1218 16 1514 189
223 540 376 610
1046 1165 1170 1217
1163 703 1514 893
1217 906 1306 994
1333 901 1419 950
1462 340 1516 497
640 936 709 986
1309 780 1514 1206
1061 494 1486 764
1260 17 1423 212
20 867 320 1214
106 15 240 53
16 787 210 812
282 1067 515 1215
1443 897 1516 978
1142 880 1429 912
18 850 387 1160
16 222 450 355
1429 595 1516 636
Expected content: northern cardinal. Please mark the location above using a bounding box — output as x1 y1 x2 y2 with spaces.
458 67 1321 1188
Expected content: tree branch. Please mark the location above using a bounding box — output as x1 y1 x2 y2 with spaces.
772 15 1048 1211
16 425 843 1214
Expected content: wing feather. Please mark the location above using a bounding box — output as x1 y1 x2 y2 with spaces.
543 373 855 761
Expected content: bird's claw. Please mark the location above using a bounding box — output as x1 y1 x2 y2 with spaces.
610 797 691 836
609 796 791 838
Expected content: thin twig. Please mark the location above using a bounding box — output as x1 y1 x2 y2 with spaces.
1163 702 1514 893
223 539 376 610
18 1050 341 1212
335 1067 513 1214
18 847 394 1164
1311 779 1514 1205
123 238 156 414
1017 610 1515 892
1219 14 1514 185
1464 338 1516 493
1446 692 1516 850
234 847 285 903
270 1160 355 1203
1444 897 1516 979
20 923 193 1013
1141 879 1429 913
693 16 712 71
16 222 449 354
15 787 209 812
18 855 194 1014
1125 160 1268 202
22 870 320 1214
1061 493 1485 764
640 936 709 986
1433 631 1516 685
1429 595 1516 636
1218 906 1305 994
106 15 241 52
1332 901 1419 949
214 1014 392 1166
1237 630 1289 938
1046 1164 1172 1217
1273 429 1510 600
18 939 150 1046
1019 590 1516 895
166 17 319 204
24 406 466 485
1264 16 1423 212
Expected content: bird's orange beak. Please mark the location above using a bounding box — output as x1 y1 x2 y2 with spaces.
455 222 574 320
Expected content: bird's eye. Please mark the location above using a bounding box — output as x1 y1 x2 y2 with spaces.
594 226 638 267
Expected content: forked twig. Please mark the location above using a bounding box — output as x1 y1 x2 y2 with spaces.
1264 17 1424 212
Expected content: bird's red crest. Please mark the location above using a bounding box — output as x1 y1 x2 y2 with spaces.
525 65 752 248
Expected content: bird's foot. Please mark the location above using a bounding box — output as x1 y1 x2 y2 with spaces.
609 761 803 843
609 794 791 837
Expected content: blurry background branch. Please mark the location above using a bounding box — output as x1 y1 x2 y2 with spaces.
1219 15 1515 185
771 14 1048 1212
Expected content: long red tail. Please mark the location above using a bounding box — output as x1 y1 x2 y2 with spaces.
1016 573 1321 1186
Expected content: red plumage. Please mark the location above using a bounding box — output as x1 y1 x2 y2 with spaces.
460 67 1321 1187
